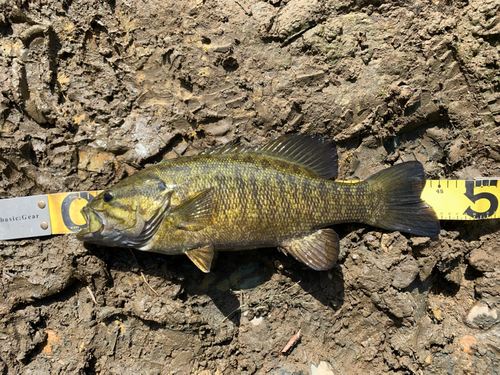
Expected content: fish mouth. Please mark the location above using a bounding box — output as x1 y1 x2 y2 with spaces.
77 206 104 240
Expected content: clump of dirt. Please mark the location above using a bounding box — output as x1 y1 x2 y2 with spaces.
1 0 500 373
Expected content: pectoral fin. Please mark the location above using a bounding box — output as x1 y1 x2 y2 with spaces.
186 245 214 273
172 188 213 231
280 228 340 271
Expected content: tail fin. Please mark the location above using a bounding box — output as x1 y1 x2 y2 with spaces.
366 161 440 237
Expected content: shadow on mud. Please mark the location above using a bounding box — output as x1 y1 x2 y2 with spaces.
87 245 345 329
184 249 345 328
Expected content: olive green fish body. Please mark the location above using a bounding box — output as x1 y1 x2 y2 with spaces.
143 156 366 252
78 134 440 272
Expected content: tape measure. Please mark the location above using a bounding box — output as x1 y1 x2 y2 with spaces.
0 179 499 240
0 191 102 240
421 179 500 220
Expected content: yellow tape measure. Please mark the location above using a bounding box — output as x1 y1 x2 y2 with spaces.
422 179 500 220
0 180 499 240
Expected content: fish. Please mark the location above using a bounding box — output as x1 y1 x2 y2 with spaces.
77 134 440 272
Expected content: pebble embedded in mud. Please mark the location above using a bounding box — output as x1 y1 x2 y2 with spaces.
468 246 499 272
309 361 334 375
391 257 420 290
460 335 478 354
464 301 499 330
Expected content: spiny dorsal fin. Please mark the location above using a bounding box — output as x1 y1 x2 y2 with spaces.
198 134 338 179
186 245 214 273
172 188 213 230
279 228 340 271
253 134 338 179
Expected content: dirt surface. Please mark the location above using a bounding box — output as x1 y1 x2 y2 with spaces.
1 0 500 373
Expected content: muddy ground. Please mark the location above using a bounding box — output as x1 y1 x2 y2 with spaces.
1 0 500 373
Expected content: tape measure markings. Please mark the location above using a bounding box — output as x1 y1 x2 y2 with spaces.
422 179 500 221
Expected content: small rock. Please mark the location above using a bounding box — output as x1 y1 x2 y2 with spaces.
449 138 467 165
251 1 275 25
392 257 420 289
418 255 437 281
469 247 498 272
460 335 477 354
464 301 498 330
310 361 334 375
444 265 463 286
432 308 443 321
173 141 189 155
250 316 264 326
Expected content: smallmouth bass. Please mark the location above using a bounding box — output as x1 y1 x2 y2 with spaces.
77 134 439 272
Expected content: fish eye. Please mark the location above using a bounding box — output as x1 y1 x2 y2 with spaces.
103 192 114 202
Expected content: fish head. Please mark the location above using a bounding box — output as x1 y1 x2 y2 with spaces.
77 177 173 248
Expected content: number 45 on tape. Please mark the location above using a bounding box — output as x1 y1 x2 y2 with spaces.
0 179 498 240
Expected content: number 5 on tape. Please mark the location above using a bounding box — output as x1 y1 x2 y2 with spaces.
422 180 500 220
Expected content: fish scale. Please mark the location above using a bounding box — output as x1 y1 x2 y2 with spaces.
78 134 440 272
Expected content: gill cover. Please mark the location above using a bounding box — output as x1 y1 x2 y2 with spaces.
121 187 173 247
78 178 173 248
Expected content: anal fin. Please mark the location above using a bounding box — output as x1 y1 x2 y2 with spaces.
280 228 339 271
186 244 214 273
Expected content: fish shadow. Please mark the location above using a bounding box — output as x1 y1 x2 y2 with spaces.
182 249 345 329
86 245 345 330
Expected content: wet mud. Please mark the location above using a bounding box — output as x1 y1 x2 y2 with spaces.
1 0 500 373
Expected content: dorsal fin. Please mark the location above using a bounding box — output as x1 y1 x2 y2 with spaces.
198 134 338 179
252 134 338 179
